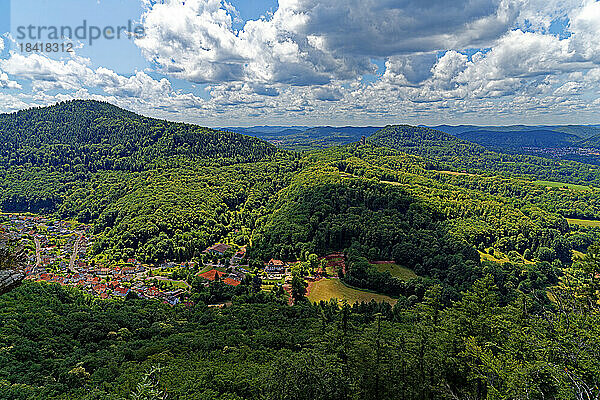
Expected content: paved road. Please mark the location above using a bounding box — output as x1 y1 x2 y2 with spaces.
34 237 41 268
68 234 84 273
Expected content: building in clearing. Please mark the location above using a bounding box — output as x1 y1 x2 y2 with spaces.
203 243 231 256
265 259 286 274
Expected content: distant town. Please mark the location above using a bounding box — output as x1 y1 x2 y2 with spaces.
523 146 600 158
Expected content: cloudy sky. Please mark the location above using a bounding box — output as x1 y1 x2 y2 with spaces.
0 0 600 126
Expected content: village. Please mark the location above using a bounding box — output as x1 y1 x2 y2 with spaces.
0 213 345 305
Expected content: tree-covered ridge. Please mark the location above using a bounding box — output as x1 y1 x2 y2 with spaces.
263 144 574 262
82 161 300 262
251 162 459 262
0 100 281 173
0 101 301 261
249 144 581 299
370 125 600 184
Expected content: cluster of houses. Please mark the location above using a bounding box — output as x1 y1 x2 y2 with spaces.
196 243 248 287
525 146 600 158
0 214 192 304
2 214 308 303
28 262 191 304
0 214 91 269
197 269 243 286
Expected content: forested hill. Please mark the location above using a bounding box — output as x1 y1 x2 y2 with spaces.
431 124 600 139
1 103 599 266
456 129 579 149
368 125 487 161
0 101 296 261
371 125 473 145
0 100 280 172
369 125 600 184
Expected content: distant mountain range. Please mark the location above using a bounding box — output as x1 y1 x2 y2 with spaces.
455 129 580 148
221 126 382 151
220 124 600 164
427 125 600 165
429 124 600 139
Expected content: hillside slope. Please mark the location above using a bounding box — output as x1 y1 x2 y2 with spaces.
0 101 297 262
457 129 579 149
0 100 279 172
226 126 381 151
432 124 600 139
369 125 600 184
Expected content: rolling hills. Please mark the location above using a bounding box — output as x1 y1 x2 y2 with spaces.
431 124 600 165
2 102 600 267
224 125 382 151
369 124 600 184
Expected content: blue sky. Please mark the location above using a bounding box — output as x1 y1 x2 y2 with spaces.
0 0 599 126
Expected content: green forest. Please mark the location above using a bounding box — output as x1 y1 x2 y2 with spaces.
3 100 600 399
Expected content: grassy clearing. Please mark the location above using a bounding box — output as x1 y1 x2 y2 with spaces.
372 263 416 280
479 249 534 264
379 180 410 188
166 280 189 289
566 218 600 227
533 180 593 192
572 250 586 260
307 279 397 305
436 170 479 177
479 250 510 263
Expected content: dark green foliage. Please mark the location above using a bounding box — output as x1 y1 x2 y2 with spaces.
0 100 279 173
253 168 452 262
1 274 598 400
370 125 600 184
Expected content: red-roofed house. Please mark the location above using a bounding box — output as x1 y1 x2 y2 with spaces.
114 287 130 297
93 284 107 294
146 286 160 297
223 278 241 286
199 269 225 281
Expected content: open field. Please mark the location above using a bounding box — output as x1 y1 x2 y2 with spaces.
436 170 479 177
566 218 600 227
372 263 416 280
533 180 593 192
307 278 397 305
